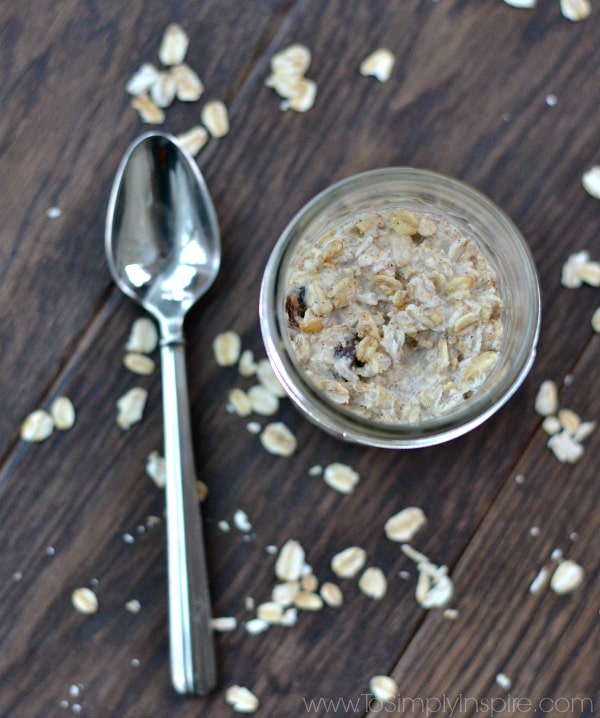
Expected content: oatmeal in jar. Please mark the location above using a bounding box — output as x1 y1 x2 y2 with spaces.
284 209 503 424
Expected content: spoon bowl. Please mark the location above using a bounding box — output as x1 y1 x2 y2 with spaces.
106 131 220 695
107 131 221 338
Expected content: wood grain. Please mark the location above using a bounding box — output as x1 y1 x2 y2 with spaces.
0 0 598 716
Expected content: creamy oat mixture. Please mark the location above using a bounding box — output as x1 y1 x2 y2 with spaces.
284 209 504 423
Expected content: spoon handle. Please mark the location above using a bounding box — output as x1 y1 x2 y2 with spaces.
160 339 216 695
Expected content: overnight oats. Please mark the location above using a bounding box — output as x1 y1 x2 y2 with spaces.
283 209 504 424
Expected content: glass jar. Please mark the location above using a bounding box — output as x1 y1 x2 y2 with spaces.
259 168 541 449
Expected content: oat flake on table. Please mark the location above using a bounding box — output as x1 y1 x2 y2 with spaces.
50 396 76 431
359 48 395 82
20 409 54 442
560 0 592 21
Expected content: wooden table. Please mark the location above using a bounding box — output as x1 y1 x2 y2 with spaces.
1 1 598 716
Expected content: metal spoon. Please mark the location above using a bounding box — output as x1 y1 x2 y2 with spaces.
105 131 220 695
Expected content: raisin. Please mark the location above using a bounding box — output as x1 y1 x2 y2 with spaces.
333 335 364 368
284 286 307 327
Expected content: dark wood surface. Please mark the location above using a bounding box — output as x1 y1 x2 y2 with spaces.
0 1 598 716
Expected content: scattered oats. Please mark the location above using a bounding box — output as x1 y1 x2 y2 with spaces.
574 420 596 442
218 520 231 533
123 533 135 544
502 0 536 6
550 559 584 594
124 352 155 375
280 606 298 627
323 462 360 494
280 78 317 112
529 526 541 537
71 587 98 615
176 125 208 156
547 431 584 463
247 385 279 415
369 675 398 702
301 574 318 592
257 601 284 624
569 531 580 542
126 63 160 96
59 699 69 709
400 543 430 565
301 563 313 576
308 464 323 476
576 261 600 287
416 570 454 609
515 473 525 485
582 166 600 199
256 359 286 397
545 93 558 106
245 617 269 634
398 570 411 580
201 100 229 138
495 673 513 690
384 507 427 543
359 48 395 82
244 596 255 611
69 685 81 699
146 515 161 528
116 387 148 429
564 373 574 386
591 308 600 333
260 422 297 456
126 318 158 354
558 408 581 436
443 608 459 620
530 566 550 593
211 616 237 632
45 546 55 556
125 599 141 614
46 206 61 218
542 416 561 435
213 331 241 366
358 567 387 600
560 0 592 21
225 685 259 714
158 23 189 66
227 387 252 416
50 396 76 430
561 250 597 288
320 581 343 607
293 590 323 611
150 70 177 108
331 546 367 579
130 658 140 667
238 350 257 377
270 44 312 77
275 539 305 581
130 93 165 124
534 380 559 416
271 581 299 606
561 250 589 288
551 548 563 562
146 451 165 488
71 705 82 714
265 544 278 555
20 409 54 442
171 64 204 102
246 421 262 434
233 509 252 533
12 572 23 582
197 480 208 502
